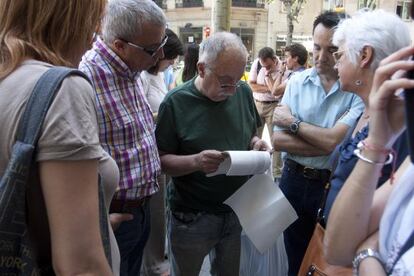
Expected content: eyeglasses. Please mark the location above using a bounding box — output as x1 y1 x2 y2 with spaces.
333 50 346 63
121 35 168 57
207 67 242 90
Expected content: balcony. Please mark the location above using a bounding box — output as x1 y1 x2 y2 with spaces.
232 0 264 8
175 0 203 8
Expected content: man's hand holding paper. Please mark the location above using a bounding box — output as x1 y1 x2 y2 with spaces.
195 149 226 174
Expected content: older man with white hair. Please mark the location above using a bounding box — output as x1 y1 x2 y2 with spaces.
155 32 269 276
79 0 166 274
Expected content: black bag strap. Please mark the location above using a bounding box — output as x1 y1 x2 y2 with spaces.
15 67 88 145
256 61 262 75
316 165 336 225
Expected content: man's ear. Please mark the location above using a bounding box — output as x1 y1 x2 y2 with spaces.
111 39 129 58
113 39 127 51
197 62 206 78
360 45 374 69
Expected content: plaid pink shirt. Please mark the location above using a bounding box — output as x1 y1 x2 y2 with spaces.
79 37 160 200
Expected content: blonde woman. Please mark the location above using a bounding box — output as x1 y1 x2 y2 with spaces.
0 0 119 275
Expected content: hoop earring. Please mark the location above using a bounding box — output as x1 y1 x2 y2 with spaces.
355 80 362 86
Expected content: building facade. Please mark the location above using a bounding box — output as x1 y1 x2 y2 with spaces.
158 0 414 59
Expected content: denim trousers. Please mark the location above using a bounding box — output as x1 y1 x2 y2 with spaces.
168 210 242 276
114 201 151 276
279 164 326 276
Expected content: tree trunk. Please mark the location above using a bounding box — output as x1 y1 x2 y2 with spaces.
286 1 293 46
211 0 231 34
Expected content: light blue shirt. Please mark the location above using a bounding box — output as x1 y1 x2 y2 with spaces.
274 68 364 169
164 66 175 88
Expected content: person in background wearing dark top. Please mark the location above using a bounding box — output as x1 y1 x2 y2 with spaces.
175 43 199 86
323 10 410 222
156 32 269 276
267 43 308 98
324 9 414 275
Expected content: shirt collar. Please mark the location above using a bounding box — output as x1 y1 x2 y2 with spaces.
94 37 140 80
303 67 340 96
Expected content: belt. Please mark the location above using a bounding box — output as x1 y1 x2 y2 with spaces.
109 197 150 213
285 159 331 181
255 100 278 104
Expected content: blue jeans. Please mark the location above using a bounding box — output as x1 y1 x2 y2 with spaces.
114 202 151 276
279 164 326 276
168 210 242 276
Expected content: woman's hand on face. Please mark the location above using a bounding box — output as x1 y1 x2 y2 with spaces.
368 46 414 148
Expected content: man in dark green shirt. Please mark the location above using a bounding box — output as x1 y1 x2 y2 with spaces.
155 32 269 276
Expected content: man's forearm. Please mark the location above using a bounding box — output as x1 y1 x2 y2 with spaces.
249 82 270 93
272 130 330 156
159 153 199 177
297 122 349 153
272 82 287 97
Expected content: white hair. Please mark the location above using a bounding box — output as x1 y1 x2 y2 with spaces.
102 0 167 43
333 9 411 71
199 32 248 66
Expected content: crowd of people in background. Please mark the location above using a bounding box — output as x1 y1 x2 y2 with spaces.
0 0 414 275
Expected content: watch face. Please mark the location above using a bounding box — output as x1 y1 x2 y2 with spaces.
290 123 298 133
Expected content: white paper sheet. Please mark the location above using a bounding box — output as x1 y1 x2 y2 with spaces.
224 174 298 253
206 151 271 177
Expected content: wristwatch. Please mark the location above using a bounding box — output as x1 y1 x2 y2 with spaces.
289 119 302 134
352 248 384 275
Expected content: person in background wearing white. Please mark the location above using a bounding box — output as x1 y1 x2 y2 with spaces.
142 28 184 114
266 43 308 99
141 28 184 276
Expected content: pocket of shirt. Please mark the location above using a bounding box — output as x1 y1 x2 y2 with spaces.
107 114 137 150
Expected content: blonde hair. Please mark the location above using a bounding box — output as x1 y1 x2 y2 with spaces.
0 0 105 78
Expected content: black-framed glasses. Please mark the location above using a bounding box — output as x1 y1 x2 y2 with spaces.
206 67 242 90
121 35 168 57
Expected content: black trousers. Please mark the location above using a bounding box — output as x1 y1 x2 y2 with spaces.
279 163 328 276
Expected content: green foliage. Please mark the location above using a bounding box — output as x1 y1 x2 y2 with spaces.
277 0 307 23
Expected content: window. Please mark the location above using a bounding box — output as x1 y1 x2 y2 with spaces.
153 0 167 9
232 0 263 8
175 0 203 8
357 0 377 9
396 0 412 21
323 0 344 10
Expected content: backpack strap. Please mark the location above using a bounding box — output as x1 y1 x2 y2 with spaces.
15 67 88 145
